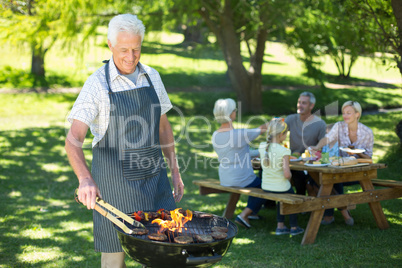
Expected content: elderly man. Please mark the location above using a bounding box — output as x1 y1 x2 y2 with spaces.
285 92 326 196
65 14 184 267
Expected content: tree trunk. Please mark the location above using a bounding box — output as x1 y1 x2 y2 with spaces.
199 0 263 114
247 27 268 114
182 20 209 45
31 44 46 77
391 0 402 77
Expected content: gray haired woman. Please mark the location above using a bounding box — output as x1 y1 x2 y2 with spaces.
211 98 268 228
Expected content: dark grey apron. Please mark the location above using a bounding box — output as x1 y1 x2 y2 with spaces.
91 62 176 252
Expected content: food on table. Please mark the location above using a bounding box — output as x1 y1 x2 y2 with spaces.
211 226 228 233
174 235 194 244
194 234 214 243
331 156 358 166
301 149 311 159
211 231 228 240
357 158 373 164
321 152 330 163
148 233 167 241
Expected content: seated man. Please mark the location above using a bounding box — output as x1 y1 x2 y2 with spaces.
285 92 326 196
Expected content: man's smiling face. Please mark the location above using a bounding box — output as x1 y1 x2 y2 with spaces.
108 32 142 75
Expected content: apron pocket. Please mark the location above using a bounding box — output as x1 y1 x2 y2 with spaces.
122 146 162 181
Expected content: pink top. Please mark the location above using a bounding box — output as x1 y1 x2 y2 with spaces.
326 121 374 157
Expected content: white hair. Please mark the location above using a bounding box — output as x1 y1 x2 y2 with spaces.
107 14 146 47
300 91 316 104
342 100 362 120
213 98 237 124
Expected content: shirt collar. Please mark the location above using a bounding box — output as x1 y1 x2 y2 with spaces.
108 56 145 82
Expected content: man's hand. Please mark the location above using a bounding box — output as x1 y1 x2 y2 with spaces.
77 177 101 209
171 172 184 202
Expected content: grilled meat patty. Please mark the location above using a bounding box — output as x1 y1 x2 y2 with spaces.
174 235 194 244
211 231 227 240
194 234 214 243
211 226 228 233
148 233 167 241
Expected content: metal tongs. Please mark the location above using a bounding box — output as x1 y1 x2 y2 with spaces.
75 189 145 234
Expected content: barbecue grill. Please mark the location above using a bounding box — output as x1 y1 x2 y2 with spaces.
114 212 238 267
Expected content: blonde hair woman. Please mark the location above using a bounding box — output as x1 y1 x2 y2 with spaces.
212 98 268 228
258 118 304 236
312 100 373 159
312 100 374 226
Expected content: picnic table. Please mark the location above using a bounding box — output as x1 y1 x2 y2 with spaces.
193 160 402 245
285 161 401 244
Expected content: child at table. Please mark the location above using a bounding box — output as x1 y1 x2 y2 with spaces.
258 118 304 236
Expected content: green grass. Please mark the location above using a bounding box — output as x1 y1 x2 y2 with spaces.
0 93 401 267
1 31 401 267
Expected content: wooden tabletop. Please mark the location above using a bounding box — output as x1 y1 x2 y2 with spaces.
289 161 387 173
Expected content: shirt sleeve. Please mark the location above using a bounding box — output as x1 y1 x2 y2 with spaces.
326 122 340 144
67 76 101 126
282 147 291 157
363 126 374 157
249 147 260 158
318 121 327 140
241 128 262 147
150 69 172 115
284 115 292 127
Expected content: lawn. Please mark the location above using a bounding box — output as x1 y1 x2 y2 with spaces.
0 32 401 267
0 92 401 268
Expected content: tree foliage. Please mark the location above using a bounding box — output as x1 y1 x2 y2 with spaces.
123 0 292 114
0 0 111 80
285 0 381 83
348 0 402 77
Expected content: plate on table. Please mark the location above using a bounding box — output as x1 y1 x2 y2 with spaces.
340 147 365 154
304 163 330 167
290 157 302 162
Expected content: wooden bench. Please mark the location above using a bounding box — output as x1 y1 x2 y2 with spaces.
193 178 402 220
193 179 315 219
372 179 402 188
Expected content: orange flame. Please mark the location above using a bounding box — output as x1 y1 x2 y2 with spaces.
152 208 193 233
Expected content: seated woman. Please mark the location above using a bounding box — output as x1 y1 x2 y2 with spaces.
211 98 268 228
311 101 374 226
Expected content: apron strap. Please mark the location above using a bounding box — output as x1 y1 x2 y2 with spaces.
102 60 113 94
143 73 154 88
103 60 153 93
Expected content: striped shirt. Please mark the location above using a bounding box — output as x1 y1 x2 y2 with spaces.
326 121 374 157
67 57 172 147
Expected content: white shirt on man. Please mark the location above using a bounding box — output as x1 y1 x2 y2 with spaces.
67 57 172 147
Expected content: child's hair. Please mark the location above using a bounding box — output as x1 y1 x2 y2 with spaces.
263 118 288 166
